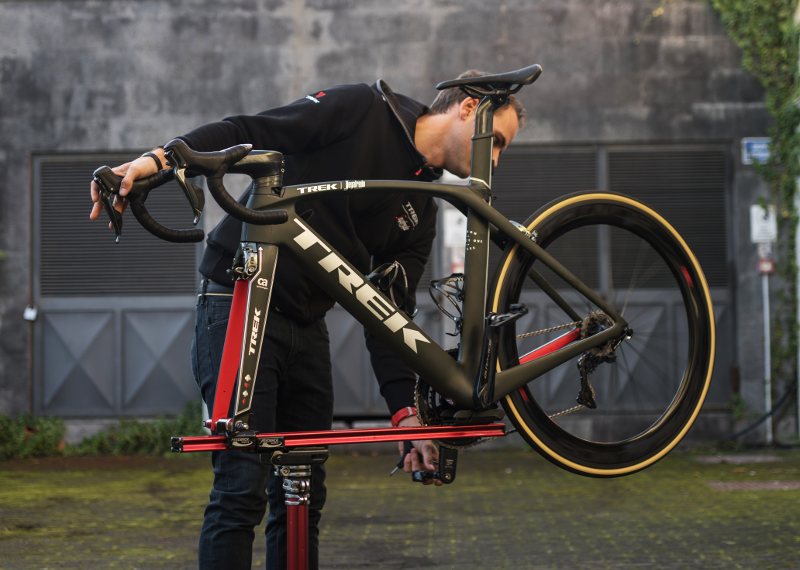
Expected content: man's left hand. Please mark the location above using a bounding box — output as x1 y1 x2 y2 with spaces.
397 415 443 486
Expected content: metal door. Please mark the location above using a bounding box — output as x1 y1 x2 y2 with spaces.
32 154 199 417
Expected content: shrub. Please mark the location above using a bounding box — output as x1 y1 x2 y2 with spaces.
0 413 66 460
65 401 205 457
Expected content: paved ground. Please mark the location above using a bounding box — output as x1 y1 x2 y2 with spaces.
0 448 798 569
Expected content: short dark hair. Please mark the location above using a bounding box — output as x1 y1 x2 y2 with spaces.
429 70 527 129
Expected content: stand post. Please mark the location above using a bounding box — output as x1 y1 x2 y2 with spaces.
279 464 312 570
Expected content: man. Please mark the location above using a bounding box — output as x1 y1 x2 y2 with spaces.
90 70 524 569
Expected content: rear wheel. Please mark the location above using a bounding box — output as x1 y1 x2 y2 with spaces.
491 192 715 477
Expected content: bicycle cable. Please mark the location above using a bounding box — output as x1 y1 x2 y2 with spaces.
720 378 798 443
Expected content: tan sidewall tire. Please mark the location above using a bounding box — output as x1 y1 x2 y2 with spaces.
491 192 715 477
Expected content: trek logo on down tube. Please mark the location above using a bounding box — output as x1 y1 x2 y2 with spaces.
292 218 430 353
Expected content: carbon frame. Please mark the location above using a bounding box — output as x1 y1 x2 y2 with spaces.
221 95 629 422
230 181 628 413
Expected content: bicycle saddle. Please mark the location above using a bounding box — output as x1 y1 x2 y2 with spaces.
436 64 542 91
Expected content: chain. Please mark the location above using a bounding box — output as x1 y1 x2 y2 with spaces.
548 361 597 419
414 315 597 442
549 404 585 419
516 321 582 339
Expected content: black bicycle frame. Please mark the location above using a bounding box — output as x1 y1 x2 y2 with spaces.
225 96 628 423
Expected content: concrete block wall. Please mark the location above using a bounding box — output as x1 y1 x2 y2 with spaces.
0 0 778 438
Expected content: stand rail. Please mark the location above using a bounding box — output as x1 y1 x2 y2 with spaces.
172 424 507 453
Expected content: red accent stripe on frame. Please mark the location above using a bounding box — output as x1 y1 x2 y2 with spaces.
518 328 581 365
212 280 249 423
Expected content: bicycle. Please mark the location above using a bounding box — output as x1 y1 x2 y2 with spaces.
92 63 714 480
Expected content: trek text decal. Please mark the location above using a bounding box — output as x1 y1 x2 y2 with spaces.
397 201 419 231
296 180 366 194
292 219 430 353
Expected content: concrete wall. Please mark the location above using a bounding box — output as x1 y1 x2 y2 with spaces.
0 0 779 436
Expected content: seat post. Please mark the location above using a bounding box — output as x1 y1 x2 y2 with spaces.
468 96 498 192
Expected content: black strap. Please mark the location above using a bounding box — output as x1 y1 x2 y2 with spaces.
141 152 164 171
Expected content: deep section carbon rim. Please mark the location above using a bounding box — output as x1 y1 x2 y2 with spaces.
492 193 714 477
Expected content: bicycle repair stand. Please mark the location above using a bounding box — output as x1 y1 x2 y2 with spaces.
172 423 507 570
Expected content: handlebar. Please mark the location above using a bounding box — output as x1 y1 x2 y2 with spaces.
164 139 289 227
93 140 289 244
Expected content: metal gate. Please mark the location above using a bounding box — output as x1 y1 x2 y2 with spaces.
32 154 199 417
487 145 732 438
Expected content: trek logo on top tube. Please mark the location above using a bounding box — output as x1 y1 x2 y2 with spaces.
295 180 366 194
292 219 431 353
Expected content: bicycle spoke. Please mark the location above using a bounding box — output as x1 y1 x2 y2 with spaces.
618 342 670 403
617 346 652 412
620 238 649 316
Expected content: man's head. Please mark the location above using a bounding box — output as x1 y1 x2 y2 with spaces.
427 70 526 178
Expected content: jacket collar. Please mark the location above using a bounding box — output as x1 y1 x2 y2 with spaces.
374 80 442 181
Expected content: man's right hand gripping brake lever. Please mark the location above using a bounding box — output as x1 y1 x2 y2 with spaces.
89 147 167 227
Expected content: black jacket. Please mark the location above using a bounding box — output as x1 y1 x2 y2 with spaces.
179 81 440 415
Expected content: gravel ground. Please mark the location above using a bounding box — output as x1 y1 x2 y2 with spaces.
0 449 798 569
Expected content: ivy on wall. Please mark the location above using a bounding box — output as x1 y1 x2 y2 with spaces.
642 0 800 431
711 0 800 426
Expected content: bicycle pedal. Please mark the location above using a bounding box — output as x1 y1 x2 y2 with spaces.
411 469 439 483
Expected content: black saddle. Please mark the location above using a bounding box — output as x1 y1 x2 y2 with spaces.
436 64 542 92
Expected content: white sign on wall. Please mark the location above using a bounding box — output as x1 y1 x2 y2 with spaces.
750 204 778 243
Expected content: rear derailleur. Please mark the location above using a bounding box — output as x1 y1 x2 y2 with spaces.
575 311 633 409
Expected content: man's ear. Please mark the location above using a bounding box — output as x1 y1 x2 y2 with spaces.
458 97 478 121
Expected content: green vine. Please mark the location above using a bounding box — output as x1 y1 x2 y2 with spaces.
640 1 800 432
711 0 800 432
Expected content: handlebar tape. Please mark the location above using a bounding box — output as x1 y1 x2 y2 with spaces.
128 169 205 242
206 176 289 226
130 202 205 243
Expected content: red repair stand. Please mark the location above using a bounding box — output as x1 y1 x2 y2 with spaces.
173 423 507 570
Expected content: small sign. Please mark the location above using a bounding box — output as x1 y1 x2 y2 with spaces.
758 242 774 274
759 257 775 274
750 204 777 243
742 138 771 165
22 306 38 321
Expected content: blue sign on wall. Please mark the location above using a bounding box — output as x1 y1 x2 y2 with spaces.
742 138 771 165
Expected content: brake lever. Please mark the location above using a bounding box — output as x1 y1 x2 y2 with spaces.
92 166 198 243
173 167 205 225
92 167 125 243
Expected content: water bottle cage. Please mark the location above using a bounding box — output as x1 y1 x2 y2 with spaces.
366 261 417 318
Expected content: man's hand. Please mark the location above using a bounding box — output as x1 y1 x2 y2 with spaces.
397 415 443 486
89 148 167 226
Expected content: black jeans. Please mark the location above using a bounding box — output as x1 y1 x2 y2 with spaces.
191 294 334 570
